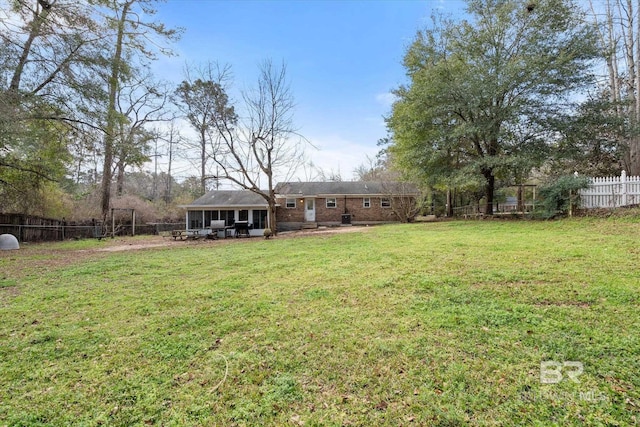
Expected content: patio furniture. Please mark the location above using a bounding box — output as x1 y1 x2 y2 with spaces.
171 230 200 240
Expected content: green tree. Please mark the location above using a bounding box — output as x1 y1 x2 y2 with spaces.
388 0 598 215
174 63 236 196
0 0 102 214
551 95 628 176
0 107 71 215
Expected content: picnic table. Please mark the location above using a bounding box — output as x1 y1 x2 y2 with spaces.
170 229 201 240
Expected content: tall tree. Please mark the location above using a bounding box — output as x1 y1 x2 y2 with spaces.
113 72 172 196
174 63 234 195
97 0 179 219
387 0 598 214
1 0 102 214
1 0 100 97
175 60 308 232
589 0 640 175
551 94 628 175
211 60 307 232
156 120 182 203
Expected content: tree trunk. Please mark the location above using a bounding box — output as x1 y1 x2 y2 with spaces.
268 199 278 235
629 138 640 175
483 168 495 215
166 131 173 203
517 184 525 213
100 2 131 220
200 128 207 195
9 2 51 92
116 161 125 196
445 188 453 217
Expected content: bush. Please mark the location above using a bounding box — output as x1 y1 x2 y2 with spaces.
537 175 590 219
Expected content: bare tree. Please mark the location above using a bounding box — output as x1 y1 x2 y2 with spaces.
315 167 344 182
224 61 305 231
157 120 182 203
207 60 308 232
353 152 389 181
382 181 425 222
356 150 425 221
113 72 173 196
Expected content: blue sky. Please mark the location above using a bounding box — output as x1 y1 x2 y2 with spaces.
152 0 467 181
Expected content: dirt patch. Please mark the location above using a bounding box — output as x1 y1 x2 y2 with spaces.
95 225 371 251
0 286 21 303
277 225 372 239
0 226 372 280
95 241 171 252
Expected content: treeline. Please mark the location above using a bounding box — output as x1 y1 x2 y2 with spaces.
0 0 185 220
384 0 640 215
6 0 640 222
1 1 309 230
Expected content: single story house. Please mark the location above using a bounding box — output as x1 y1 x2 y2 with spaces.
182 182 419 235
274 181 419 231
182 190 269 237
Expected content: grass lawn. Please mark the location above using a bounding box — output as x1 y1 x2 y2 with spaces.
1 219 639 426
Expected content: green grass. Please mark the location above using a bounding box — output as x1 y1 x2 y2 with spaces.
1 219 639 426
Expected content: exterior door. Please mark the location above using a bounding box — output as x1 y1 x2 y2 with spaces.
305 198 316 222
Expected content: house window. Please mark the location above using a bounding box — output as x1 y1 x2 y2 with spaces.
363 197 371 208
381 197 391 208
204 210 212 225
286 198 296 208
326 197 337 208
188 210 203 229
252 209 268 229
239 210 249 221
220 210 235 226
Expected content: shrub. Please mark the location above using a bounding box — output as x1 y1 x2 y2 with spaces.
537 174 590 219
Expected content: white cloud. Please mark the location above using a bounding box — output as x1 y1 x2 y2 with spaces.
298 134 380 181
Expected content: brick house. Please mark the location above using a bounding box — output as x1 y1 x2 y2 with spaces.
182 182 420 235
275 181 419 231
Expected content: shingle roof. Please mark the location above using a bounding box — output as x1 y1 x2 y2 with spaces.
275 181 419 196
186 190 268 208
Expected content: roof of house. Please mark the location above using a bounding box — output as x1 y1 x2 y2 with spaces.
275 181 419 197
185 190 268 208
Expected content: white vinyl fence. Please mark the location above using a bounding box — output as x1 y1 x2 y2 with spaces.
580 171 640 208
